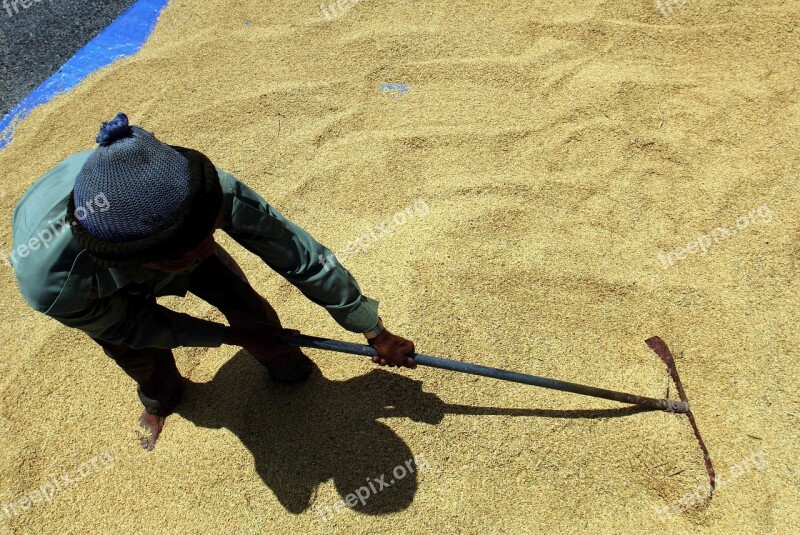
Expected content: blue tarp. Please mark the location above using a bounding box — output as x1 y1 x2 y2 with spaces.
0 0 170 150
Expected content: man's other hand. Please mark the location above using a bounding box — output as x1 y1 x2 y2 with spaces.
223 323 300 355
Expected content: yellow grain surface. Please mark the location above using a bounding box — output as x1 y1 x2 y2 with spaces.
0 0 798 533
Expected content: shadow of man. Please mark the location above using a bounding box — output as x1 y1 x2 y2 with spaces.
175 350 649 517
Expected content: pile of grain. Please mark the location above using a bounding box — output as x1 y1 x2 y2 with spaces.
0 0 797 533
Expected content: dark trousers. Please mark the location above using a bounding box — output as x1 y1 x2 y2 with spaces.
93 247 304 416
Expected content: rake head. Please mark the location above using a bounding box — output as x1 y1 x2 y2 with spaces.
646 336 716 491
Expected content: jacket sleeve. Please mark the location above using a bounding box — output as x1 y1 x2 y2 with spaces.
217 170 380 333
49 293 226 350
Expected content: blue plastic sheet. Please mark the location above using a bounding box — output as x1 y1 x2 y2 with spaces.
0 0 170 150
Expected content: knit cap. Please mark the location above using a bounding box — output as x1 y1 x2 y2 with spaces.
69 113 223 266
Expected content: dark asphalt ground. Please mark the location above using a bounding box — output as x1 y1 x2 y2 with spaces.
0 0 138 117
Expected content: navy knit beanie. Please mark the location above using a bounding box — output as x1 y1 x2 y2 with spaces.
74 113 191 241
68 113 223 267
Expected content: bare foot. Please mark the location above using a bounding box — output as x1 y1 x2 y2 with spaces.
138 410 166 451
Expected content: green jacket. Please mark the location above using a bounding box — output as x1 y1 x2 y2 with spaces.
10 150 379 349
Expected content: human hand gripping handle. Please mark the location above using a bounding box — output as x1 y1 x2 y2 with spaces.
224 323 416 369
223 323 301 355
368 329 417 369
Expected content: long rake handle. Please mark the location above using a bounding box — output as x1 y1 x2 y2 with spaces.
286 335 689 413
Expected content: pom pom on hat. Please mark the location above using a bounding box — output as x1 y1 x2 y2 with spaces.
96 112 133 146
